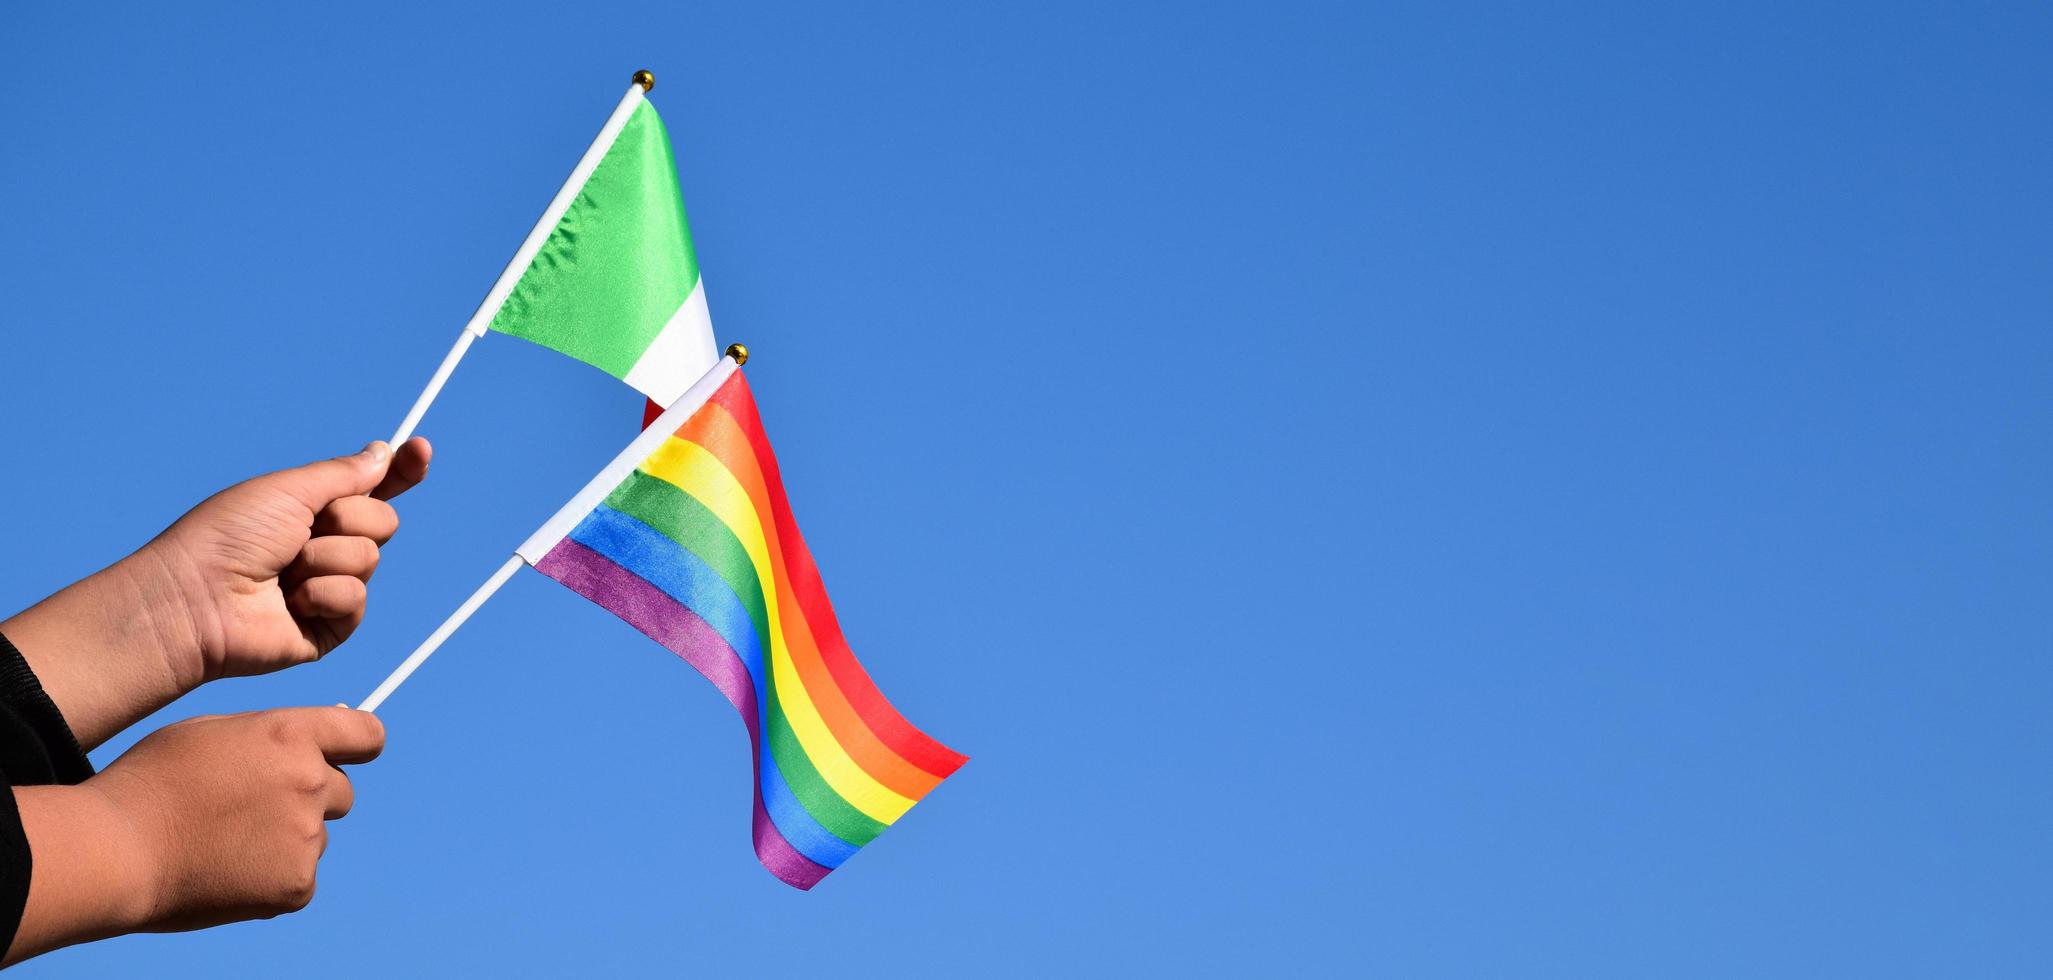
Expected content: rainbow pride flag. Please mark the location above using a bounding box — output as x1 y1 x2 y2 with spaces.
515 355 965 888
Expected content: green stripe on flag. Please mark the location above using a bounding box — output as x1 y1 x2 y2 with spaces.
606 471 771 648
489 100 701 378
604 470 886 846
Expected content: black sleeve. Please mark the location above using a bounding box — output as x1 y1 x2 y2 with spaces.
0 632 95 959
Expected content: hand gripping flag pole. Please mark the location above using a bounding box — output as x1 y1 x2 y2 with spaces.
361 342 748 713
384 70 658 446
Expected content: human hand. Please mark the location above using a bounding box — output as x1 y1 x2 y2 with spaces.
144 438 432 684
91 706 386 932
2 438 430 750
8 707 385 961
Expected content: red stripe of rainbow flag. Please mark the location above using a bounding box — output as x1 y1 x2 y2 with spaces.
519 357 965 887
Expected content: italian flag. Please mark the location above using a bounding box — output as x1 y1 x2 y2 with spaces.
483 91 717 421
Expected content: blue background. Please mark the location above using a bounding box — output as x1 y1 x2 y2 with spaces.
4 1 2050 976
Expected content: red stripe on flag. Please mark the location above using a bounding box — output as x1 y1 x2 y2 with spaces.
710 373 969 780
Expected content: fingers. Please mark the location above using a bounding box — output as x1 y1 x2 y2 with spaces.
308 707 385 765
323 768 355 820
290 536 380 583
370 437 431 502
269 706 386 766
268 442 394 514
312 496 399 544
286 575 366 621
286 576 366 657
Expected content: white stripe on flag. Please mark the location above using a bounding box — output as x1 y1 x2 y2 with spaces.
621 278 718 407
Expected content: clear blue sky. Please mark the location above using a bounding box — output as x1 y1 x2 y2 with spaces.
4 1 2050 976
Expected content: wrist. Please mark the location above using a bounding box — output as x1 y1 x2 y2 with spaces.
77 774 170 932
112 542 212 690
0 549 205 749
7 783 161 962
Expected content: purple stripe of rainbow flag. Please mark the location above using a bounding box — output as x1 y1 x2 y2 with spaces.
526 364 965 888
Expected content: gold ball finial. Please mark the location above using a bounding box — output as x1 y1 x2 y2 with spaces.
725 343 749 365
632 69 655 92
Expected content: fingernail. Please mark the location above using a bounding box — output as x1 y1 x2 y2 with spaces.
361 441 392 463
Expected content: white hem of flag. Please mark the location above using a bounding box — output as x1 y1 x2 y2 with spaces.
621 279 717 407
516 355 740 564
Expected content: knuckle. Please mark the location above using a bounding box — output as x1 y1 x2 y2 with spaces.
342 498 402 539
281 875 316 912
309 577 362 611
297 578 330 606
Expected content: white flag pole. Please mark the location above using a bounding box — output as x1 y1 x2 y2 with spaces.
356 347 745 714
385 70 657 446
357 555 523 713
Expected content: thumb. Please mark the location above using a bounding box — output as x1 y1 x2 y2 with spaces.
265 442 393 513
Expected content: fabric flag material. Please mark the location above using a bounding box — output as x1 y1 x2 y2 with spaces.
514 357 966 888
487 97 718 414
